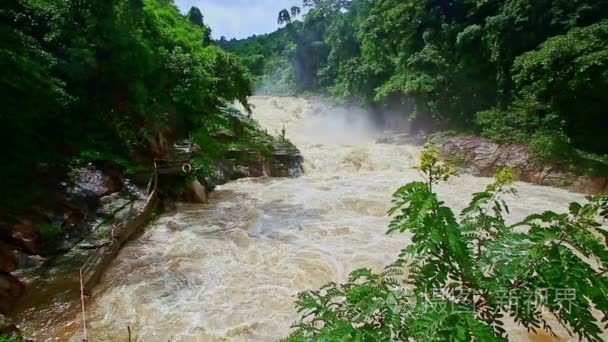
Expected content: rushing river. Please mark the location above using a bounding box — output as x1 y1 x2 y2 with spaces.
23 96 591 341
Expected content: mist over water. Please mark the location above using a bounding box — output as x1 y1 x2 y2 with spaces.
26 96 588 341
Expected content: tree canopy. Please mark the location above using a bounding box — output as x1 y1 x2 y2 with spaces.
0 0 252 212
225 0 608 161
278 9 292 25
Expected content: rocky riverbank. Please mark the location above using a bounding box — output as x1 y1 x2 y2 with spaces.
1 107 303 338
377 132 607 194
49 95 590 342
436 135 607 194
1 163 126 320
172 108 303 205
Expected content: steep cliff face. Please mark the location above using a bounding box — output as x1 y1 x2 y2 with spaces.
437 136 607 194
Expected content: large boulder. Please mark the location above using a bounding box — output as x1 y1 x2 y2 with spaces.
215 145 303 181
68 164 123 210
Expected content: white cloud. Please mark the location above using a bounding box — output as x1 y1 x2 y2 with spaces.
174 0 302 39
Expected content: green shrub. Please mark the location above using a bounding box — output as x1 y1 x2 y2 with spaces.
2 0 253 214
287 145 608 341
0 335 23 342
475 108 531 144
512 20 608 154
528 132 575 164
35 223 64 242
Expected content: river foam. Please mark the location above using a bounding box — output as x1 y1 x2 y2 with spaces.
29 96 590 341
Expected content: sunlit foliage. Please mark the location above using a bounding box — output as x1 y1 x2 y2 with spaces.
1 0 252 211
287 145 608 341
227 0 608 159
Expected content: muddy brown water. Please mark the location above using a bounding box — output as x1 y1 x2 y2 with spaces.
16 96 596 341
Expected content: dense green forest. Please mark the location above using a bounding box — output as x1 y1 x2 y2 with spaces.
1 0 252 212
2 1 608 341
222 0 608 169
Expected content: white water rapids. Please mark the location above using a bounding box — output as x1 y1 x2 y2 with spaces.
29 96 591 341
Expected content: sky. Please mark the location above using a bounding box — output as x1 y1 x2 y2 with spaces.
174 0 301 40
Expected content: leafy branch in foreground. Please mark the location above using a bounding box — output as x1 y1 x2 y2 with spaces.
287 145 608 341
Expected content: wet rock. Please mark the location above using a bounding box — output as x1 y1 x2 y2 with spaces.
97 193 132 218
528 166 555 184
55 208 86 235
0 314 19 335
3 165 138 326
440 136 501 176
233 165 251 179
271 141 304 177
543 170 576 188
248 159 269 177
571 176 607 194
220 145 303 180
183 180 209 204
13 251 45 269
11 219 40 255
437 135 607 194
71 164 121 196
0 272 25 314
203 161 234 189
68 164 123 211
167 220 186 231
79 192 159 295
270 152 303 177
195 123 304 188
0 244 16 273
244 151 267 177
